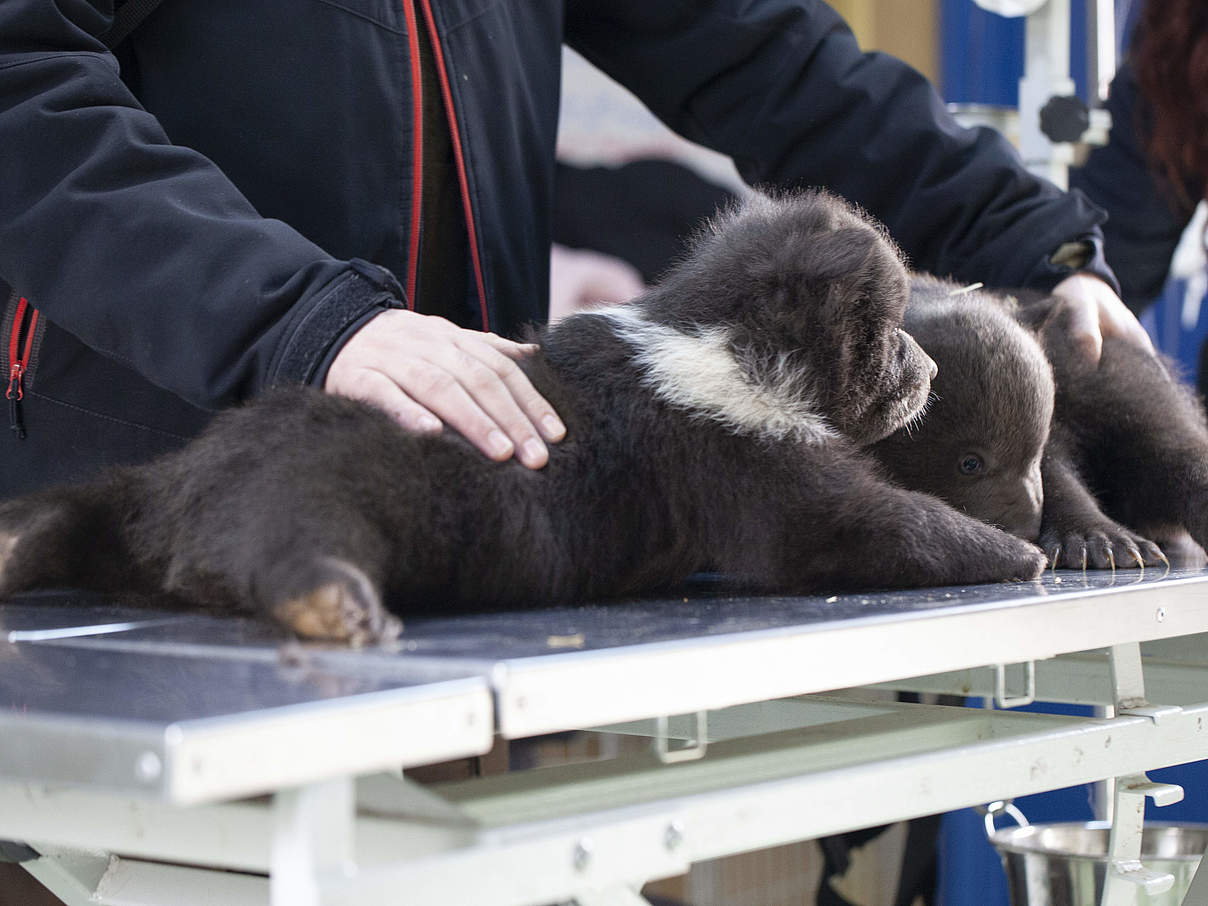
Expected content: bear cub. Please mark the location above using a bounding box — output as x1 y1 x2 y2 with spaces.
0 193 1045 644
872 275 1208 571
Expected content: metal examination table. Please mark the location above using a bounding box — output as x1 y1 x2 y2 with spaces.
4 569 1208 906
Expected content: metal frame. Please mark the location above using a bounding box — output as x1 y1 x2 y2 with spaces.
974 0 1115 187
1018 0 1078 186
5 697 1208 905
4 570 1208 905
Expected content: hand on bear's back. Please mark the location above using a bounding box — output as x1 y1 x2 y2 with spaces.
326 309 566 470
1048 272 1154 367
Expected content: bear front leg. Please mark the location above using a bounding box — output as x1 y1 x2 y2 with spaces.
717 460 1047 593
1039 435 1166 571
817 486 1049 589
1050 337 1208 564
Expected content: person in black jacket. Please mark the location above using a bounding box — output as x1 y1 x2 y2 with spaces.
0 0 1150 497
1069 0 1208 398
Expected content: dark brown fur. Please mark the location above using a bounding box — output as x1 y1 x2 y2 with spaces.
0 193 1045 644
871 276 1053 542
872 275 1208 570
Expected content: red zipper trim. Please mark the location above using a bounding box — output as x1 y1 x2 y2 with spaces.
22 310 38 371
417 0 490 333
7 297 36 440
7 296 27 385
401 0 424 310
6 297 35 402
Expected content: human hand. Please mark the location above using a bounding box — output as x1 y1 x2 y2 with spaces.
548 244 645 322
1050 273 1155 366
325 310 565 469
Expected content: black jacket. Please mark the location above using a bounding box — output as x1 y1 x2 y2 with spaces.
0 0 1114 496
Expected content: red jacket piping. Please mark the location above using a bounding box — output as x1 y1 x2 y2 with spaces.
417 0 490 333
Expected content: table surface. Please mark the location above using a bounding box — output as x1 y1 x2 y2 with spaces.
4 567 1208 802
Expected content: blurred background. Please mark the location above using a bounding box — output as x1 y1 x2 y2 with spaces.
556 0 1207 395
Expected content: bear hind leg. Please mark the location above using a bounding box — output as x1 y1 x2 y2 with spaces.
265 555 402 646
0 482 143 597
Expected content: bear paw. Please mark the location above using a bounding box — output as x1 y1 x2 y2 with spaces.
269 557 402 646
1042 524 1167 572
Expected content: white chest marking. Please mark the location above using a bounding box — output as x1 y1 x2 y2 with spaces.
594 307 836 445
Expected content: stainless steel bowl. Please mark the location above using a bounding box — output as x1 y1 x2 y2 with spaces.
990 822 1208 906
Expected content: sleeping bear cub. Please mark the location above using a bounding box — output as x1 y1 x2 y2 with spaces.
871 275 1208 570
0 192 1045 645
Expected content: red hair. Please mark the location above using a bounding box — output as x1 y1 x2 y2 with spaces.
1132 0 1208 207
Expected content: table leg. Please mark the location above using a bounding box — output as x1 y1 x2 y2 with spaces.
271 778 354 906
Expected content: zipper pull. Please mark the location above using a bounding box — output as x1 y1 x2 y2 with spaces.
7 362 25 440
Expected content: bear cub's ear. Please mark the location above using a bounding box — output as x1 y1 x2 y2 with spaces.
753 223 908 344
803 220 907 321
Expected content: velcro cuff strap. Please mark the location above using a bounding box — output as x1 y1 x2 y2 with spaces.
1028 235 1122 297
269 264 404 389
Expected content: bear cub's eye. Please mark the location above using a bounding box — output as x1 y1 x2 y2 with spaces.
958 454 984 476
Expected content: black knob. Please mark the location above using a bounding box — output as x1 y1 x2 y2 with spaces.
1039 95 1090 144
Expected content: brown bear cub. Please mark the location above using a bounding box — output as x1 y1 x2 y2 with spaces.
871 275 1208 571
0 193 1045 645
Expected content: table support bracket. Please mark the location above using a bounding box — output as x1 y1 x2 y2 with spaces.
271 777 355 906
993 661 1036 709
1100 774 1184 906
654 712 708 764
1110 643 1183 724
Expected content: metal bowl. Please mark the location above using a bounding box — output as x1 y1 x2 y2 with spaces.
990 822 1208 906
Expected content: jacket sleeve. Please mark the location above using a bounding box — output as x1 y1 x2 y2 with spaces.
565 0 1114 292
1069 63 1203 312
0 0 404 410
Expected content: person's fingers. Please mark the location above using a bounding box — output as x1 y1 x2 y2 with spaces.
1052 292 1102 365
406 349 549 467
390 356 531 463
325 309 565 469
1099 295 1157 355
451 336 567 442
476 331 540 359
330 366 442 434
1051 273 1155 366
